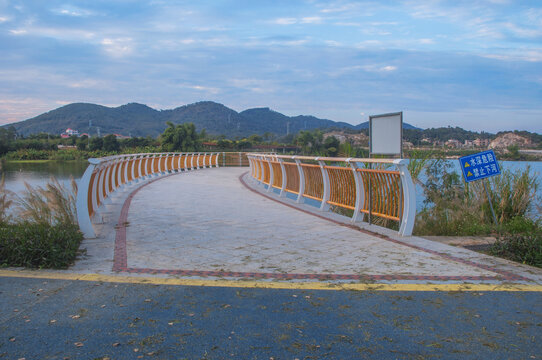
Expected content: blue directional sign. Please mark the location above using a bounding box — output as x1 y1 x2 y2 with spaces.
459 150 501 183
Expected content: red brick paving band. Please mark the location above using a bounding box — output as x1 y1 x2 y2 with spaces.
111 170 528 282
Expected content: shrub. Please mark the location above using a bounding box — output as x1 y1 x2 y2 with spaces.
489 232 542 268
0 222 83 268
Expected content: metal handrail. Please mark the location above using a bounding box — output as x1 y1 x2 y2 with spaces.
76 151 259 238
247 154 416 236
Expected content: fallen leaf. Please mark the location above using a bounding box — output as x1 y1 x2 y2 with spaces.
74 342 84 347
101 305 106 308
168 322 174 326
188 313 195 316
133 348 139 352
49 319 57 324
112 342 120 347
144 299 152 302
17 358 25 360
70 315 81 319
13 309 19 312
9 337 15 342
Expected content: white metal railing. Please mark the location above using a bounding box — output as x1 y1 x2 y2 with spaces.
247 154 416 236
76 152 221 238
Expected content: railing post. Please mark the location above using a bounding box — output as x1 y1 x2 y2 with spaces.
295 157 305 204
239 152 242 167
266 156 274 193
395 159 416 236
348 159 365 223
318 158 330 211
102 161 113 204
190 153 195 170
278 158 287 197
76 158 100 238
132 155 138 183
138 154 144 180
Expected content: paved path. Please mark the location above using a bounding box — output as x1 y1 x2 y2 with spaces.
69 166 541 285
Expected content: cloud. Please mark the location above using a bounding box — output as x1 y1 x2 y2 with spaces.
101 37 133 57
52 6 95 17
8 25 95 41
9 29 27 35
0 15 10 23
503 22 542 39
229 78 276 93
273 17 297 25
181 84 220 95
300 16 322 24
272 16 323 25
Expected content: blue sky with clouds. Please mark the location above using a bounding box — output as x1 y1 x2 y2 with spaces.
0 0 541 132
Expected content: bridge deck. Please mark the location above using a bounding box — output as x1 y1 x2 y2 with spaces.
72 167 542 284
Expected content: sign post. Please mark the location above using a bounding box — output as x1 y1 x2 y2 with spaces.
458 150 501 225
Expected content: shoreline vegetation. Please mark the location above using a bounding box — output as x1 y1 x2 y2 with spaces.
0 176 83 269
0 125 540 269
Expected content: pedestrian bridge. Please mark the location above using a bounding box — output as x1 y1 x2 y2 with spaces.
72 152 542 285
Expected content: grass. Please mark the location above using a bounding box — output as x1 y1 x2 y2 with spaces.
0 222 83 268
0 175 83 269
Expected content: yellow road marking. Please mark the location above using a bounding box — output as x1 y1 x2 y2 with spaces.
1 270 541 292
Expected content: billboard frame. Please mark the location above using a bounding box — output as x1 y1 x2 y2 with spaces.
369 111 403 158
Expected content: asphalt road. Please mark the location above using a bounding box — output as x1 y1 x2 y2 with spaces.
1 276 540 360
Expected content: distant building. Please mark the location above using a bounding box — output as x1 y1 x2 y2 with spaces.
445 139 461 148
473 138 490 147
65 128 79 136
113 134 131 139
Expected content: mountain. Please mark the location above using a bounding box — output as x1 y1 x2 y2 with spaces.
5 101 420 137
354 121 420 130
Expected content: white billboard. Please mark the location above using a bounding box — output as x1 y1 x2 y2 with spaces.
369 112 403 157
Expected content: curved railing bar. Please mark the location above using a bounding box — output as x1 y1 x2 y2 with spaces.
247 153 416 236
77 152 257 239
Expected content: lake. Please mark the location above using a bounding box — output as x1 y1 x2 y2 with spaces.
1 159 540 214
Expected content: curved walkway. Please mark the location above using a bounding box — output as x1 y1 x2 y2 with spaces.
67 167 541 286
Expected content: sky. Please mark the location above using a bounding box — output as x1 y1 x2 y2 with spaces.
0 0 541 133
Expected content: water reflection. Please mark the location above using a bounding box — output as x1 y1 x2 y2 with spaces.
0 160 87 194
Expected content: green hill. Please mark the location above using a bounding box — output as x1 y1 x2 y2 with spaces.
6 101 420 138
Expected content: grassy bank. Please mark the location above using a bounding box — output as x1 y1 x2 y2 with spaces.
0 176 83 269
412 157 541 267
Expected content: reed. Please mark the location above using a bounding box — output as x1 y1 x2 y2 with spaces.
15 176 78 226
0 175 14 224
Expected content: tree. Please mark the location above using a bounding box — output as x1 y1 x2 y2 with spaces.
160 122 202 152
89 137 103 151
103 134 120 152
324 136 340 156
76 135 88 151
248 134 263 144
